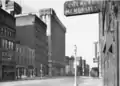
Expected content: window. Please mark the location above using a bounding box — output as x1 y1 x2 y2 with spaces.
5 40 8 49
11 42 13 50
2 39 5 48
19 47 21 53
8 41 11 49
0 28 4 35
7 30 10 37
9 31 11 37
4 28 6 36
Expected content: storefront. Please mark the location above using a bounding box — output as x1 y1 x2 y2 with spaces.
1 60 16 81
28 65 35 77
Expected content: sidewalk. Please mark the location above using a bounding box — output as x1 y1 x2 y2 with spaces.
0 76 67 83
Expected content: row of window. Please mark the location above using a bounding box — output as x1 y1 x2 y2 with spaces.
36 26 46 36
16 44 35 58
36 31 46 42
0 27 15 38
16 55 35 66
0 38 14 50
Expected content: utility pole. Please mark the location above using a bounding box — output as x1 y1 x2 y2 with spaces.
74 45 77 86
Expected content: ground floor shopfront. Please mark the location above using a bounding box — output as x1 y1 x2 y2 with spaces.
0 60 16 81
51 62 65 76
35 64 48 77
16 65 35 79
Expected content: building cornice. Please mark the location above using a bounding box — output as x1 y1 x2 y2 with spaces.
52 13 66 33
39 8 66 33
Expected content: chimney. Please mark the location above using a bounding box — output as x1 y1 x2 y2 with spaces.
1 0 6 10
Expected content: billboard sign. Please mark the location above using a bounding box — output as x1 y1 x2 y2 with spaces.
64 0 100 16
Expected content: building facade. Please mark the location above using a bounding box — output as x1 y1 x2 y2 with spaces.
15 43 35 79
78 56 83 76
0 8 16 81
84 64 90 76
65 56 74 76
82 60 86 76
39 8 66 76
16 14 48 77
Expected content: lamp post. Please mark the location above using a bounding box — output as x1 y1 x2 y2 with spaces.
94 41 99 77
74 45 77 86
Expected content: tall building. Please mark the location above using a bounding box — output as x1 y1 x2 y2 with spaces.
39 8 66 76
0 8 16 81
15 14 48 77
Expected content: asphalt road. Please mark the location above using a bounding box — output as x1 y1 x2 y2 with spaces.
0 76 103 86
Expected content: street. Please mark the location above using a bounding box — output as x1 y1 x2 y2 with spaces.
0 76 103 86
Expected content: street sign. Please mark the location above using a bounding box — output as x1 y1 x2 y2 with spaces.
64 0 100 16
93 58 98 63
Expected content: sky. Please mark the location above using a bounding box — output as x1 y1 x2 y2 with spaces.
13 0 99 67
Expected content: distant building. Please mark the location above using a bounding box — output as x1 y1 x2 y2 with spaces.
78 56 83 76
0 8 16 81
39 8 66 76
82 60 86 76
15 43 35 79
65 56 70 75
15 14 48 77
84 64 90 76
64 56 74 76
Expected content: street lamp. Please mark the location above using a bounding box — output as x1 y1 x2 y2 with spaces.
74 45 77 86
94 41 99 77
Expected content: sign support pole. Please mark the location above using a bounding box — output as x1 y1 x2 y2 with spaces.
74 45 77 86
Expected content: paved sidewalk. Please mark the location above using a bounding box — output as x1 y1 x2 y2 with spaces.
0 76 68 83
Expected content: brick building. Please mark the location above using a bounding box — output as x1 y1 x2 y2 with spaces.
0 8 16 81
15 43 35 79
65 56 74 76
15 14 48 77
39 8 66 76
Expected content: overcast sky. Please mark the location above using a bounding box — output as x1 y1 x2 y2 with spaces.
13 0 99 67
